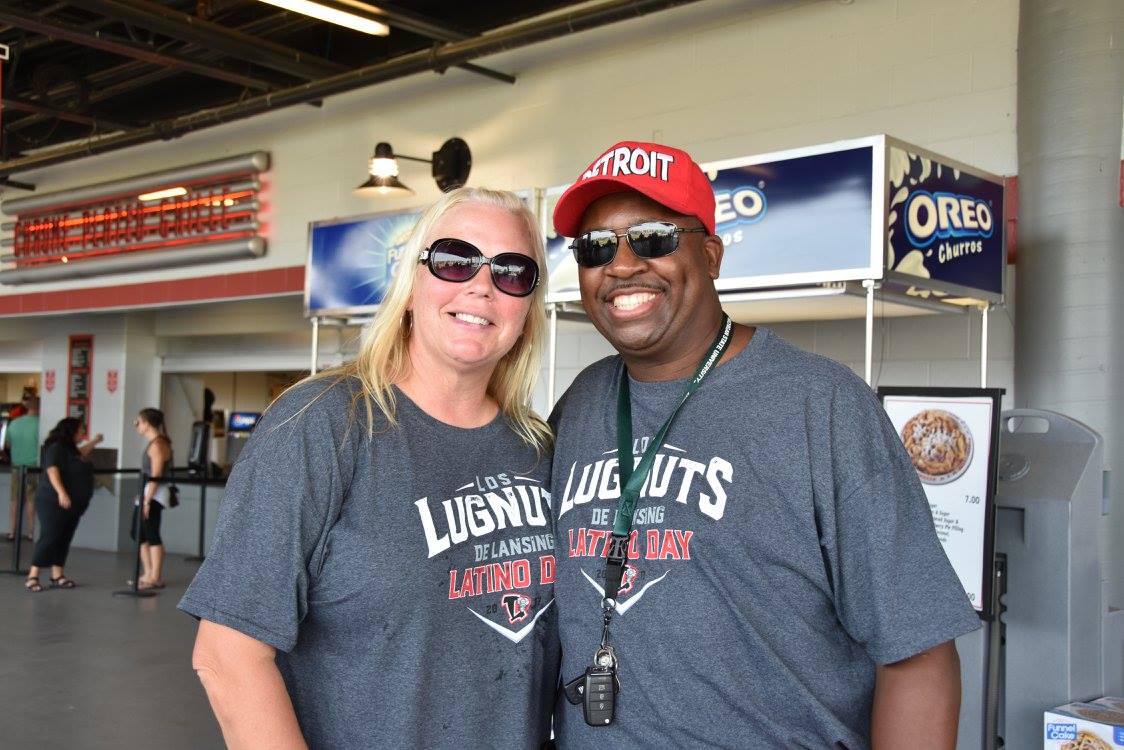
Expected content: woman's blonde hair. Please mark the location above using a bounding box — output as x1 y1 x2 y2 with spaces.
316 186 550 451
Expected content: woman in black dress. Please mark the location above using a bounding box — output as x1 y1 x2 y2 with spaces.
25 418 103 592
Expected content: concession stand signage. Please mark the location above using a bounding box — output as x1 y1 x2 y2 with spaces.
0 152 269 285
306 209 421 316
878 387 1004 618
544 135 1004 306
66 335 93 435
884 140 1005 300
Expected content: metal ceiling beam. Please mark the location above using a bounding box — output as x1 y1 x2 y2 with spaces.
4 14 317 135
345 1 470 43
0 0 707 177
349 1 516 83
60 0 348 81
16 9 117 54
0 2 69 38
0 6 274 91
1 96 134 131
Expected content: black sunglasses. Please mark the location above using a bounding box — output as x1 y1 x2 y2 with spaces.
569 221 707 268
418 238 540 298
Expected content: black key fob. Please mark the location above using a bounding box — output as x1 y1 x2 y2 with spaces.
581 665 618 726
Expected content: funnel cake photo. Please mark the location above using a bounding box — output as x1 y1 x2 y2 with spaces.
1061 730 1114 750
901 409 974 484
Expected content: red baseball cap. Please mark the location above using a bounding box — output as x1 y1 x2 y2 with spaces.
553 140 715 238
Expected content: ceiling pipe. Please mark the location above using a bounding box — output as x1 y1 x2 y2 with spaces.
345 1 516 83
0 0 705 177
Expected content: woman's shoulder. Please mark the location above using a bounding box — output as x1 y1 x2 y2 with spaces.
148 436 173 455
260 374 366 434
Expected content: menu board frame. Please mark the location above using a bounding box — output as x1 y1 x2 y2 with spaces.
877 386 1004 620
66 335 93 436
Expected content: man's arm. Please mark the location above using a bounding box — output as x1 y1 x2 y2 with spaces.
870 640 961 750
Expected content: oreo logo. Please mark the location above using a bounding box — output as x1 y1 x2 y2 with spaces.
904 190 993 248
714 186 767 227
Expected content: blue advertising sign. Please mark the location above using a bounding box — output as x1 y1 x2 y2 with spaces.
886 143 1005 300
306 210 421 316
544 138 884 302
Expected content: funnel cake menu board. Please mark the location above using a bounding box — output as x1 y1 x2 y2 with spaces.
66 335 93 435
878 387 1004 618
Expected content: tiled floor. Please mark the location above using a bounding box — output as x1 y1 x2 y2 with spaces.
0 541 224 749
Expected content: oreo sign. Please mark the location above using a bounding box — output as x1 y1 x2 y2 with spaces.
904 191 994 247
715 185 767 226
887 146 1004 298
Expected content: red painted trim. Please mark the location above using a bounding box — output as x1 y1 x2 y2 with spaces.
1006 159 1124 265
0 265 305 316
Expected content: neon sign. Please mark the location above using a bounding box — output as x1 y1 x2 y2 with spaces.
1 152 269 285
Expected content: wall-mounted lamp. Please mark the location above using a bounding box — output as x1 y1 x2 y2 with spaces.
355 138 472 197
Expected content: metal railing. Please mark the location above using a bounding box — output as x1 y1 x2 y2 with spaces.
6 465 226 598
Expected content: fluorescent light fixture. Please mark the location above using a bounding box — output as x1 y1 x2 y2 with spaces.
257 0 390 36
138 186 188 202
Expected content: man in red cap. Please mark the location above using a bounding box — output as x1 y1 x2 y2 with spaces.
548 141 979 748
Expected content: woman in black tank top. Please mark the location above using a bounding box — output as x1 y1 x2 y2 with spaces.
133 408 172 590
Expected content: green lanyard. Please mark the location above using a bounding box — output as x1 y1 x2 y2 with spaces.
603 314 733 599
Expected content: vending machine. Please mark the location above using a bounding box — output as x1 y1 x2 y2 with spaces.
225 411 261 467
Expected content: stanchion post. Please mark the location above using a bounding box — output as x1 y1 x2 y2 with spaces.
982 553 1008 750
187 471 207 562
113 471 157 598
6 465 29 575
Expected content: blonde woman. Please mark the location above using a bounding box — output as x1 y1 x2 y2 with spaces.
180 188 558 749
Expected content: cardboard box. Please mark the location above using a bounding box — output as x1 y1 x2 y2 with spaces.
1045 698 1124 749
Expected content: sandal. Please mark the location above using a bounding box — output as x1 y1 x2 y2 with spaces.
25 577 43 593
49 576 77 589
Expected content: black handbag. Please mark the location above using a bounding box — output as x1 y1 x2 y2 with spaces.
166 448 180 508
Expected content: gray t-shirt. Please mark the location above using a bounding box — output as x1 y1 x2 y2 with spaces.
180 379 559 750
549 328 980 750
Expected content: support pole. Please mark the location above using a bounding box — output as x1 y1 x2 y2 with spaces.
863 279 876 386
982 553 1008 749
187 476 207 563
5 465 29 575
981 304 990 388
310 316 320 375
548 304 559 407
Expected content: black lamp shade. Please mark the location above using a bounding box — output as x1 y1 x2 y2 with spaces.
355 174 414 196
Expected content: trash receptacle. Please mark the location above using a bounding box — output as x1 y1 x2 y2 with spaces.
993 409 1109 750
